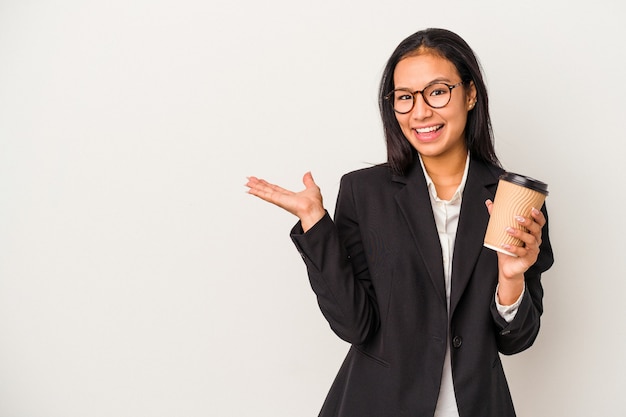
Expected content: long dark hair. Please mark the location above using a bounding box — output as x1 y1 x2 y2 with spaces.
379 28 499 175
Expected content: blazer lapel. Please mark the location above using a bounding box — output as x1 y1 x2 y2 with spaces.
449 159 501 318
393 165 447 306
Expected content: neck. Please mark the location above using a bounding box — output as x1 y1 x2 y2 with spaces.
421 147 467 179
421 147 468 200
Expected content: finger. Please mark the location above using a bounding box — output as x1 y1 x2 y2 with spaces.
506 225 540 253
257 179 294 196
252 185 293 204
247 177 293 196
246 178 295 208
516 226 540 248
247 184 279 201
500 241 527 258
485 199 493 215
245 175 260 187
514 214 543 246
302 171 318 190
246 176 272 191
530 207 546 227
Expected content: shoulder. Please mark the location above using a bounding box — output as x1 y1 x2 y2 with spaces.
340 163 395 185
486 161 505 178
335 164 400 203
469 157 504 184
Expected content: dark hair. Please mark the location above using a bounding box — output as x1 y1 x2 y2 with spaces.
378 28 500 175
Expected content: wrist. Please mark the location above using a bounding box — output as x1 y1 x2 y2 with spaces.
497 274 524 306
300 207 326 232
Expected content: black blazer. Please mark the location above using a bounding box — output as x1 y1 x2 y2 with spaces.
291 157 554 417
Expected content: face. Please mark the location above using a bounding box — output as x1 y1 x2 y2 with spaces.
392 53 476 161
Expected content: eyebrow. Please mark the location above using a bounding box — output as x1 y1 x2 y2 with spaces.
395 77 454 90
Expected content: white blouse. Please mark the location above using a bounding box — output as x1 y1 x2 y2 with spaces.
418 154 524 417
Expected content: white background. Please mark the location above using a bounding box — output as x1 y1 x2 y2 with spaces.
1 0 625 416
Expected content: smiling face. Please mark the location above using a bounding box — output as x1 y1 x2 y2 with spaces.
393 52 476 163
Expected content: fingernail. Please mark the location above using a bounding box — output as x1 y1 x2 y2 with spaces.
515 216 525 223
506 227 515 234
532 207 540 216
502 244 512 250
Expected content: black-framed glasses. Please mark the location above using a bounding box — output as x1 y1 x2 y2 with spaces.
384 81 465 113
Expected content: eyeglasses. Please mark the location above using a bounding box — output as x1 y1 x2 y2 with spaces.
384 81 465 114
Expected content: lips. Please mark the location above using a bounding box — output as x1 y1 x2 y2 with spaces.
414 124 443 134
412 124 444 142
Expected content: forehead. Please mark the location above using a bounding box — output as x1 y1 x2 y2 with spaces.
393 53 460 87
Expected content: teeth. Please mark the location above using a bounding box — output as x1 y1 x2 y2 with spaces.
415 125 441 133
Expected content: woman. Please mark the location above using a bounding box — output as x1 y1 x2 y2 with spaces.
246 28 553 417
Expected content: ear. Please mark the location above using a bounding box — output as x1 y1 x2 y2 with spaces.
466 81 477 111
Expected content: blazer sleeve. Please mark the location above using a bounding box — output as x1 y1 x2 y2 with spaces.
491 203 555 355
290 174 379 345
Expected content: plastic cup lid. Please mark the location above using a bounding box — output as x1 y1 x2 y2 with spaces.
500 172 549 195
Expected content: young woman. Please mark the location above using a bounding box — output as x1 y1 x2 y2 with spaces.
246 28 553 417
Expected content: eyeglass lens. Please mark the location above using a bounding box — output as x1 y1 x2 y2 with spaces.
392 83 453 113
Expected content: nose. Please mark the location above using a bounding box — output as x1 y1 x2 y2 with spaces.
410 93 432 119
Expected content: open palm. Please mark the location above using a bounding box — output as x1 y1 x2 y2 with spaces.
246 172 326 232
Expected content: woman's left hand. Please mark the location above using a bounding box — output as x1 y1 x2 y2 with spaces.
485 199 546 304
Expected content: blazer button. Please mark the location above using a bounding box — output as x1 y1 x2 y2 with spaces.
452 336 463 348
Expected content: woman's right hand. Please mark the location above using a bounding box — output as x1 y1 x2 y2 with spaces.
246 172 326 232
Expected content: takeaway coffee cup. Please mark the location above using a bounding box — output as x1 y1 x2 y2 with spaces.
484 172 549 257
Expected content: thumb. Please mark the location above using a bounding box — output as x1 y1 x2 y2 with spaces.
485 199 493 215
302 171 316 188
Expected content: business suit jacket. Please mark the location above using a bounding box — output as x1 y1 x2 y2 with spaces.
290 157 554 417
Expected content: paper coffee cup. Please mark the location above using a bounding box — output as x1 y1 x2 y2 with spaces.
484 172 549 257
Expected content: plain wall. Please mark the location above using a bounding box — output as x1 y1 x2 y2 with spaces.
1 0 625 416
